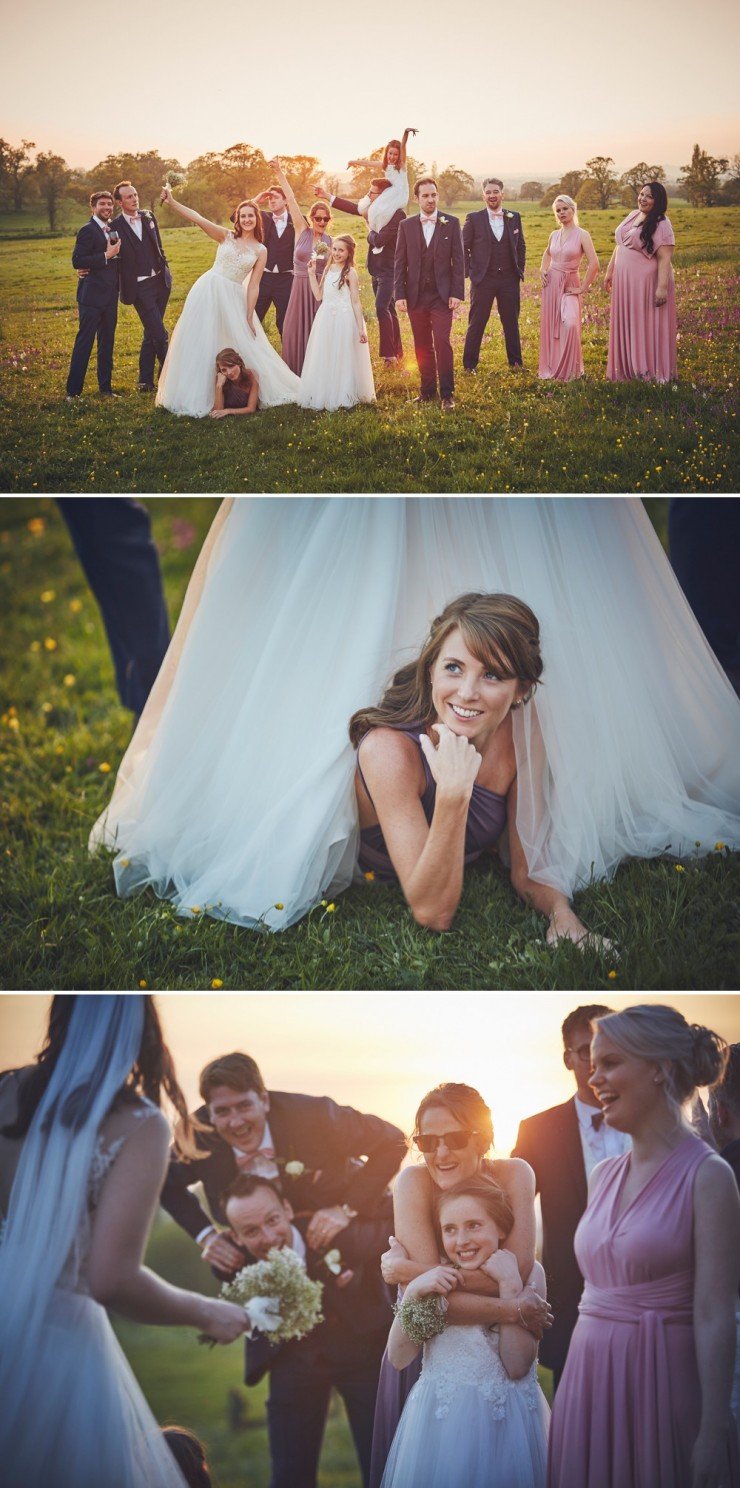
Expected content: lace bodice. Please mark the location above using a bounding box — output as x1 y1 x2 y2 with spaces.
58 1098 160 1295
214 234 260 283
321 267 355 318
420 1323 540 1420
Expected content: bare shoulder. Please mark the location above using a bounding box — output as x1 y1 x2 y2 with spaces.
492 1155 535 1197
394 1163 431 1202
358 727 422 781
694 1150 739 1204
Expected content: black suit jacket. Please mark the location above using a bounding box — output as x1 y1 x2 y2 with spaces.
463 208 526 283
161 1090 406 1237
112 210 171 305
243 1202 394 1385
72 219 119 310
394 212 465 309
512 1097 587 1374
331 197 406 274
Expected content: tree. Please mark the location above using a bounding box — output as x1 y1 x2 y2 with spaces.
276 155 323 201
679 143 730 206
583 156 619 209
519 181 544 201
34 152 72 229
183 142 268 221
718 153 740 205
539 184 561 209
575 178 604 210
620 162 666 204
0 138 36 210
559 170 586 199
86 150 184 210
437 166 475 206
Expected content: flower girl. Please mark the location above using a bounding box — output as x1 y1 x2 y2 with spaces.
299 235 375 410
381 1175 549 1488
348 128 417 232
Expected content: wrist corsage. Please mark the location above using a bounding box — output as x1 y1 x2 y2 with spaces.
394 1293 447 1345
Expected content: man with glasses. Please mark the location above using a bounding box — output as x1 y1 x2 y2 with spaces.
317 177 406 365
513 1004 629 1391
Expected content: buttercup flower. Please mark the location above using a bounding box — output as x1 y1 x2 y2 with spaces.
43 637 57 651
30 640 41 653
211 978 224 989
40 590 55 604
190 906 201 915
715 841 726 851
363 871 375 882
139 979 148 988
99 762 111 774
608 970 618 980
28 517 45 536
63 674 76 687
275 902 285 910
675 864 685 873
326 903 336 913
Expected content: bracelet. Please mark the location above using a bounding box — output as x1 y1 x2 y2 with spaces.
516 1303 527 1328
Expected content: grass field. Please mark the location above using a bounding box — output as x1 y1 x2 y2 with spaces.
1 201 738 493
1 496 738 993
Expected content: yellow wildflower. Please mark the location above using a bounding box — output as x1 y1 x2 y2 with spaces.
715 841 726 851
211 978 224 989
275 902 285 910
28 517 45 535
41 702 53 713
191 906 201 915
138 979 148 989
43 637 57 651
63 674 76 687
363 871 375 882
8 717 19 731
120 859 130 867
40 589 55 603
326 903 336 913
8 707 17 717
30 640 41 652
99 762 111 774
675 864 685 873
55 744 64 754
608 970 617 980
69 598 83 613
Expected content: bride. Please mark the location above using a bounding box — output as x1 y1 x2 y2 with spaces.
0 995 262 1487
155 190 300 416
90 497 740 933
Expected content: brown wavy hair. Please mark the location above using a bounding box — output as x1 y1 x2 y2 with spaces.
383 139 403 170
231 200 264 241
331 233 357 291
215 348 254 392
349 592 543 747
435 1174 515 1246
413 1082 494 1156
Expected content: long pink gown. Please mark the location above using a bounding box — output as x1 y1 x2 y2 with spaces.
548 1134 740 1488
607 211 677 382
539 227 587 381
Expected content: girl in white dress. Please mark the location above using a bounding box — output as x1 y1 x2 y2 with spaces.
155 191 300 416
348 128 417 232
300 235 376 409
381 1175 549 1488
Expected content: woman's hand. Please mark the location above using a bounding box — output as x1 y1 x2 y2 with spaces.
406 127 419 136
540 271 549 288
405 1264 460 1302
210 409 230 419
565 284 583 296
419 722 482 804
547 906 613 954
513 1285 554 1339
160 186 174 206
655 288 668 307
268 156 280 170
603 272 613 293
381 1235 409 1286
360 330 368 343
246 312 256 337
200 1298 252 1344
691 1429 730 1488
216 371 227 389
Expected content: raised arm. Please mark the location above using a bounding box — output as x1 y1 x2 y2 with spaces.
398 128 417 168
691 1155 740 1486
160 186 228 242
268 158 307 237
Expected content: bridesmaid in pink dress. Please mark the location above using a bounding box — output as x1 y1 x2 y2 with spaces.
539 195 599 380
606 181 677 382
548 1004 740 1488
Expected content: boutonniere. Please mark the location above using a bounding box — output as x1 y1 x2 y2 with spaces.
439 216 449 225
505 211 514 219
321 1248 354 1286
280 1157 322 1183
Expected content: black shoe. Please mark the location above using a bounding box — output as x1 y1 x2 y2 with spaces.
99 390 122 398
412 394 436 405
65 393 80 402
137 382 155 393
463 366 477 375
441 396 455 411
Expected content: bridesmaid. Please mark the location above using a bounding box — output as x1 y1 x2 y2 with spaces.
548 1004 740 1488
210 349 259 417
605 181 677 382
265 157 333 375
539 195 599 381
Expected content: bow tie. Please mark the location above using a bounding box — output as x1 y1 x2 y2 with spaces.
490 212 503 219
126 213 141 222
591 1112 605 1131
272 214 286 222
234 1146 277 1171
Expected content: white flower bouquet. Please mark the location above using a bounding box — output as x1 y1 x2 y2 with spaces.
223 1247 324 1343
394 1292 447 1346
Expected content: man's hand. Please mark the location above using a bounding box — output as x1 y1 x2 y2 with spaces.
106 239 121 260
201 1229 244 1276
306 1206 351 1251
77 269 90 278
449 296 462 313
395 299 407 314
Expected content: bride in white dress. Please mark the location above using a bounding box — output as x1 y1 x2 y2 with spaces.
0 996 261 1488
155 191 300 417
300 236 376 409
90 497 740 932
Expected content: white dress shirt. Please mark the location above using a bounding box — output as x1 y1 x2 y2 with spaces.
290 1224 307 1263
574 1095 631 1177
122 210 143 241
487 209 505 242
194 1121 280 1245
420 212 438 246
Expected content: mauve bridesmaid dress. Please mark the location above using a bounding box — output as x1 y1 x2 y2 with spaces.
538 228 587 381
607 211 677 382
281 227 332 375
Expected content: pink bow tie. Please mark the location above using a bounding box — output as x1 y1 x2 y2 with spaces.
127 213 141 222
234 1146 276 1171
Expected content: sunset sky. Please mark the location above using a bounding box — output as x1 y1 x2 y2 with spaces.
2 994 738 1157
3 0 739 179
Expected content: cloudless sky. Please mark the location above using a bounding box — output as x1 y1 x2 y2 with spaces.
3 0 739 179
2 994 738 1157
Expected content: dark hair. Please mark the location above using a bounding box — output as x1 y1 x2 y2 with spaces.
1 996 190 1140
414 177 437 198
562 1005 613 1049
162 1427 213 1488
483 177 504 191
639 181 668 257
413 1082 493 1155
371 178 393 194
90 190 114 210
349 592 543 747
230 200 264 241
709 1043 740 1118
436 1174 514 1245
199 1052 266 1103
223 1172 286 1209
382 139 403 170
333 233 357 291
113 180 134 200
215 348 254 391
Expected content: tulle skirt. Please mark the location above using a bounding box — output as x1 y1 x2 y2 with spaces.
379 1370 549 1488
1 1290 187 1488
91 497 740 930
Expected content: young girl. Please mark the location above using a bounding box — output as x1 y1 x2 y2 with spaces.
211 348 259 417
348 128 417 232
381 1175 549 1488
299 235 376 409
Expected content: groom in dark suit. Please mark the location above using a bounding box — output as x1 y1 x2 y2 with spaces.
463 178 526 371
324 179 406 363
224 1173 393 1488
112 180 171 391
512 1004 625 1391
255 183 296 338
161 1051 406 1276
394 177 464 409
66 191 121 399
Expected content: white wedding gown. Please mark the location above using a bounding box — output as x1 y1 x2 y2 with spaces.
380 1323 549 1488
359 164 410 231
156 234 301 417
91 497 740 930
299 267 376 410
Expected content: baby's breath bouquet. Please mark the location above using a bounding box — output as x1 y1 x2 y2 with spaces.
394 1293 447 1346
313 238 331 258
163 169 187 191
223 1247 324 1343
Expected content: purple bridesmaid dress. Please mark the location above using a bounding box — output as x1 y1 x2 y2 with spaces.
281 227 332 375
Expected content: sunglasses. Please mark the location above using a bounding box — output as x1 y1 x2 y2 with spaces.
414 1129 476 1154
313 216 330 224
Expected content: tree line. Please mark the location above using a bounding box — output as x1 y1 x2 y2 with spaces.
1 139 738 231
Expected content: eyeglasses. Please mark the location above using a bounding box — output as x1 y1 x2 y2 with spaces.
414 1130 476 1154
567 1042 593 1063
313 216 330 224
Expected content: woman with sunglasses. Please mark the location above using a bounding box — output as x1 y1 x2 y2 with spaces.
369 1082 550 1487
264 157 334 376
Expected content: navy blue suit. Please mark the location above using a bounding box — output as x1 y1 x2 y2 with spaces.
66 218 119 396
113 210 171 387
56 499 170 716
669 499 740 694
332 196 405 359
394 212 464 399
255 212 296 336
463 208 526 369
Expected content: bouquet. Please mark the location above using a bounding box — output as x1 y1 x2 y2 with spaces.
393 1293 447 1346
313 239 331 258
222 1246 324 1343
163 169 187 190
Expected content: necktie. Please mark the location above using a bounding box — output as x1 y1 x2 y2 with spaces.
591 1112 605 1131
234 1146 277 1171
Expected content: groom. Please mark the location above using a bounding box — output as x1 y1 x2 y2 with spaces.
255 183 296 337
160 1050 406 1274
462 178 526 372
394 177 464 409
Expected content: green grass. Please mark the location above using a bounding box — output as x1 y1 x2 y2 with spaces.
1 497 738 992
1 203 738 493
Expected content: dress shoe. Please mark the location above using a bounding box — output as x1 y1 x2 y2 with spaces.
99 390 122 398
137 382 156 393
463 366 477 375
412 395 435 405
441 396 455 411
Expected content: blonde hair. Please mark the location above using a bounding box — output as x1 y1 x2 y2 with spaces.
596 1005 728 1112
553 194 579 227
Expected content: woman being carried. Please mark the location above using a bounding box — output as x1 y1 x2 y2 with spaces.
155 190 300 416
348 128 417 232
299 235 376 410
